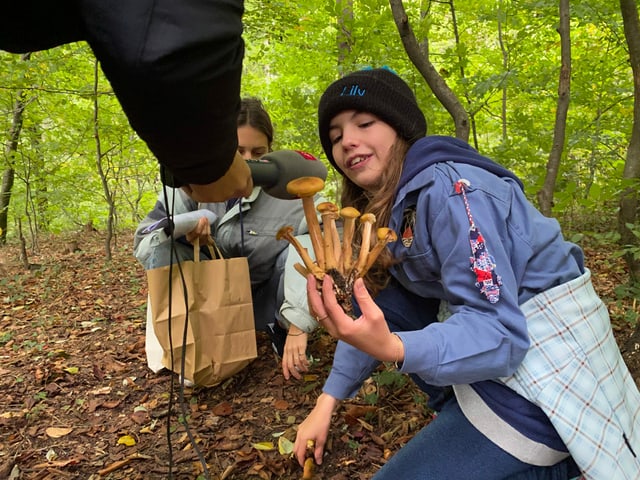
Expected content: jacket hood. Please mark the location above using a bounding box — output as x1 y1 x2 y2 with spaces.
399 136 524 191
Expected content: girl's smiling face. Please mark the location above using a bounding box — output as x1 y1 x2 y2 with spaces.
329 110 398 191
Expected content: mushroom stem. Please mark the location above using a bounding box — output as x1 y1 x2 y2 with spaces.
339 207 360 274
286 177 325 270
358 228 398 278
331 216 342 271
354 213 376 274
293 262 310 278
276 226 323 280
317 202 340 271
303 197 325 270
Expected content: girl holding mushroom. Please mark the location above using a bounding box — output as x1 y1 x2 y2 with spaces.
294 68 639 479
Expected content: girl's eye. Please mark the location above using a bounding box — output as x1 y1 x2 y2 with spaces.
330 134 342 145
359 120 374 128
251 149 267 159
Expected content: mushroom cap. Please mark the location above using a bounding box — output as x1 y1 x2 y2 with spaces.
286 176 325 197
317 201 339 214
359 212 377 224
339 206 361 219
377 227 398 242
276 225 295 240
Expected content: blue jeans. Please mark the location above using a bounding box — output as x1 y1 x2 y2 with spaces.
372 396 581 480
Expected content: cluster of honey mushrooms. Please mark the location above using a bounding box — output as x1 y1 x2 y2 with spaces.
276 176 398 315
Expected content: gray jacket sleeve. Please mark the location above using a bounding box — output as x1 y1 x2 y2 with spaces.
277 234 319 333
133 188 201 270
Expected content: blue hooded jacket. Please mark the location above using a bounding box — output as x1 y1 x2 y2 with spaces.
323 135 585 454
392 136 585 451
387 136 583 384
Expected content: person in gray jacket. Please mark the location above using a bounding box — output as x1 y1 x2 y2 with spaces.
134 98 323 382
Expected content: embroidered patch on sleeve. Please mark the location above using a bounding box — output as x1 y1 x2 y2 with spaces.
454 179 502 304
401 207 416 248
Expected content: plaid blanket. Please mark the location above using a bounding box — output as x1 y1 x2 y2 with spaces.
500 269 640 479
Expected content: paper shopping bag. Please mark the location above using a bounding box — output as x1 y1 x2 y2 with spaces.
146 240 257 387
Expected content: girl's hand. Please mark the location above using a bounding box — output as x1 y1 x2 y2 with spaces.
307 275 402 365
293 393 337 466
282 326 309 380
185 216 211 246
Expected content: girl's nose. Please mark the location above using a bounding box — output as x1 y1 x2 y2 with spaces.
341 126 359 149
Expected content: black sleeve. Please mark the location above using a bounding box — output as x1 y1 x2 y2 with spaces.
1 1 84 52
1 0 245 187
82 0 244 187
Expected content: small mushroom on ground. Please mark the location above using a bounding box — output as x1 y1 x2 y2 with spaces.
302 440 316 479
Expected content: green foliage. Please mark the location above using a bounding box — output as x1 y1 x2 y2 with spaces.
620 222 640 262
2 44 159 239
0 331 12 345
364 368 408 405
614 281 640 326
0 0 636 265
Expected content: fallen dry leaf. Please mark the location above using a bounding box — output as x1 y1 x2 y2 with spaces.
212 401 233 416
117 434 136 446
274 399 289 410
45 427 73 438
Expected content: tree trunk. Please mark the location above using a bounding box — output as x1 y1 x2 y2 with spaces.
336 0 353 76
0 169 15 244
537 0 571 217
498 0 509 142
27 124 49 234
389 0 470 141
93 60 114 261
619 0 640 282
446 0 479 148
0 53 31 244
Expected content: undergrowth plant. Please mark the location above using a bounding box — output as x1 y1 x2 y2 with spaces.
364 368 409 406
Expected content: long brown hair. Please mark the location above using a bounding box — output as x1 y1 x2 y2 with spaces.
237 97 274 149
340 139 410 295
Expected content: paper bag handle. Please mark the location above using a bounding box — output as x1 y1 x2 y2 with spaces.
193 236 223 263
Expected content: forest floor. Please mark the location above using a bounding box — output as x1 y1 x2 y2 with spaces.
1 229 639 480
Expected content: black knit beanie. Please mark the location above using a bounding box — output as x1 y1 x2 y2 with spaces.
317 68 426 170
